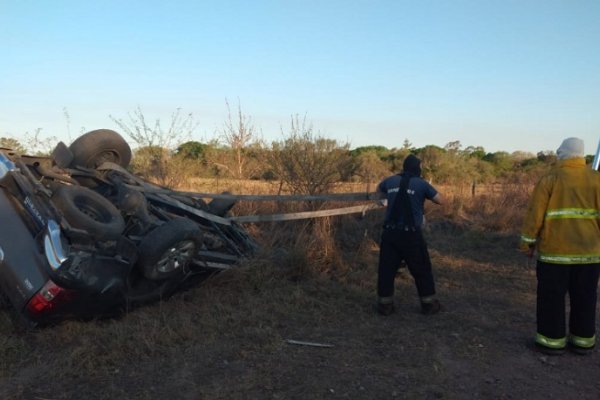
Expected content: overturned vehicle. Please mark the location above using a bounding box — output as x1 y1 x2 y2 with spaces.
0 129 256 326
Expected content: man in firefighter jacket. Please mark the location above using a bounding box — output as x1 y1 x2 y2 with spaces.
376 154 443 316
520 137 600 355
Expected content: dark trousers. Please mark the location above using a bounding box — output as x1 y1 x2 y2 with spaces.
377 228 436 300
536 261 600 339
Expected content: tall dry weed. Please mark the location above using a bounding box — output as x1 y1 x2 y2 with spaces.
234 201 382 289
426 183 532 233
181 179 530 293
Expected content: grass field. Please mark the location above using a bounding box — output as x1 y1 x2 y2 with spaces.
1 182 599 399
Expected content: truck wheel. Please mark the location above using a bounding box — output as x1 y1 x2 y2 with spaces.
69 129 132 169
51 185 125 240
138 218 203 281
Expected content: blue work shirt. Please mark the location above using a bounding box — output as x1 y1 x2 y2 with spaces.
377 174 438 228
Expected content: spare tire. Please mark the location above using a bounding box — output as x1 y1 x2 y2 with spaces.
51 185 125 240
69 129 132 169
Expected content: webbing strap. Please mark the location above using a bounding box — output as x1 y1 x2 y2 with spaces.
388 174 415 228
229 203 382 223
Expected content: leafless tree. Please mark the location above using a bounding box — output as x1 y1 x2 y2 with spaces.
110 107 199 187
221 99 259 179
111 106 198 150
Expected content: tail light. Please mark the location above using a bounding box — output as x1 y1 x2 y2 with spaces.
26 280 78 316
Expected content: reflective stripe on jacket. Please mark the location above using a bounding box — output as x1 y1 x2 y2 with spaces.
520 158 600 264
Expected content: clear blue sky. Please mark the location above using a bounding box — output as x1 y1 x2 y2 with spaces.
1 0 599 155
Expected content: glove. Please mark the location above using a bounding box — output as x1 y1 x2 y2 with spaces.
525 246 535 258
519 242 535 258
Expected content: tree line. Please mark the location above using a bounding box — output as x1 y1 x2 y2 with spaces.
2 106 594 194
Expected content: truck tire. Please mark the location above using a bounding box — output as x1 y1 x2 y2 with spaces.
51 185 125 240
69 129 132 169
138 218 203 281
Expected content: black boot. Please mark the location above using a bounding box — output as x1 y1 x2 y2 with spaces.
377 302 395 316
420 299 441 315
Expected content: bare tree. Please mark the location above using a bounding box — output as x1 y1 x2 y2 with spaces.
22 128 58 156
110 107 199 187
111 106 198 150
221 100 258 179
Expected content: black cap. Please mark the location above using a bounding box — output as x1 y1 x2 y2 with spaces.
402 154 422 176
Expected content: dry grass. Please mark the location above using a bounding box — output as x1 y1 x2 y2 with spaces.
425 183 532 233
1 180 599 400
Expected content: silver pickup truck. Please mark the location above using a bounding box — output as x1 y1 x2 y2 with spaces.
0 129 256 326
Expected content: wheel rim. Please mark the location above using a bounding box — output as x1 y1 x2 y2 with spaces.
90 150 119 167
155 240 196 274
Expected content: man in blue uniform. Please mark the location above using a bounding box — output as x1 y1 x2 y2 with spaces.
376 154 443 316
